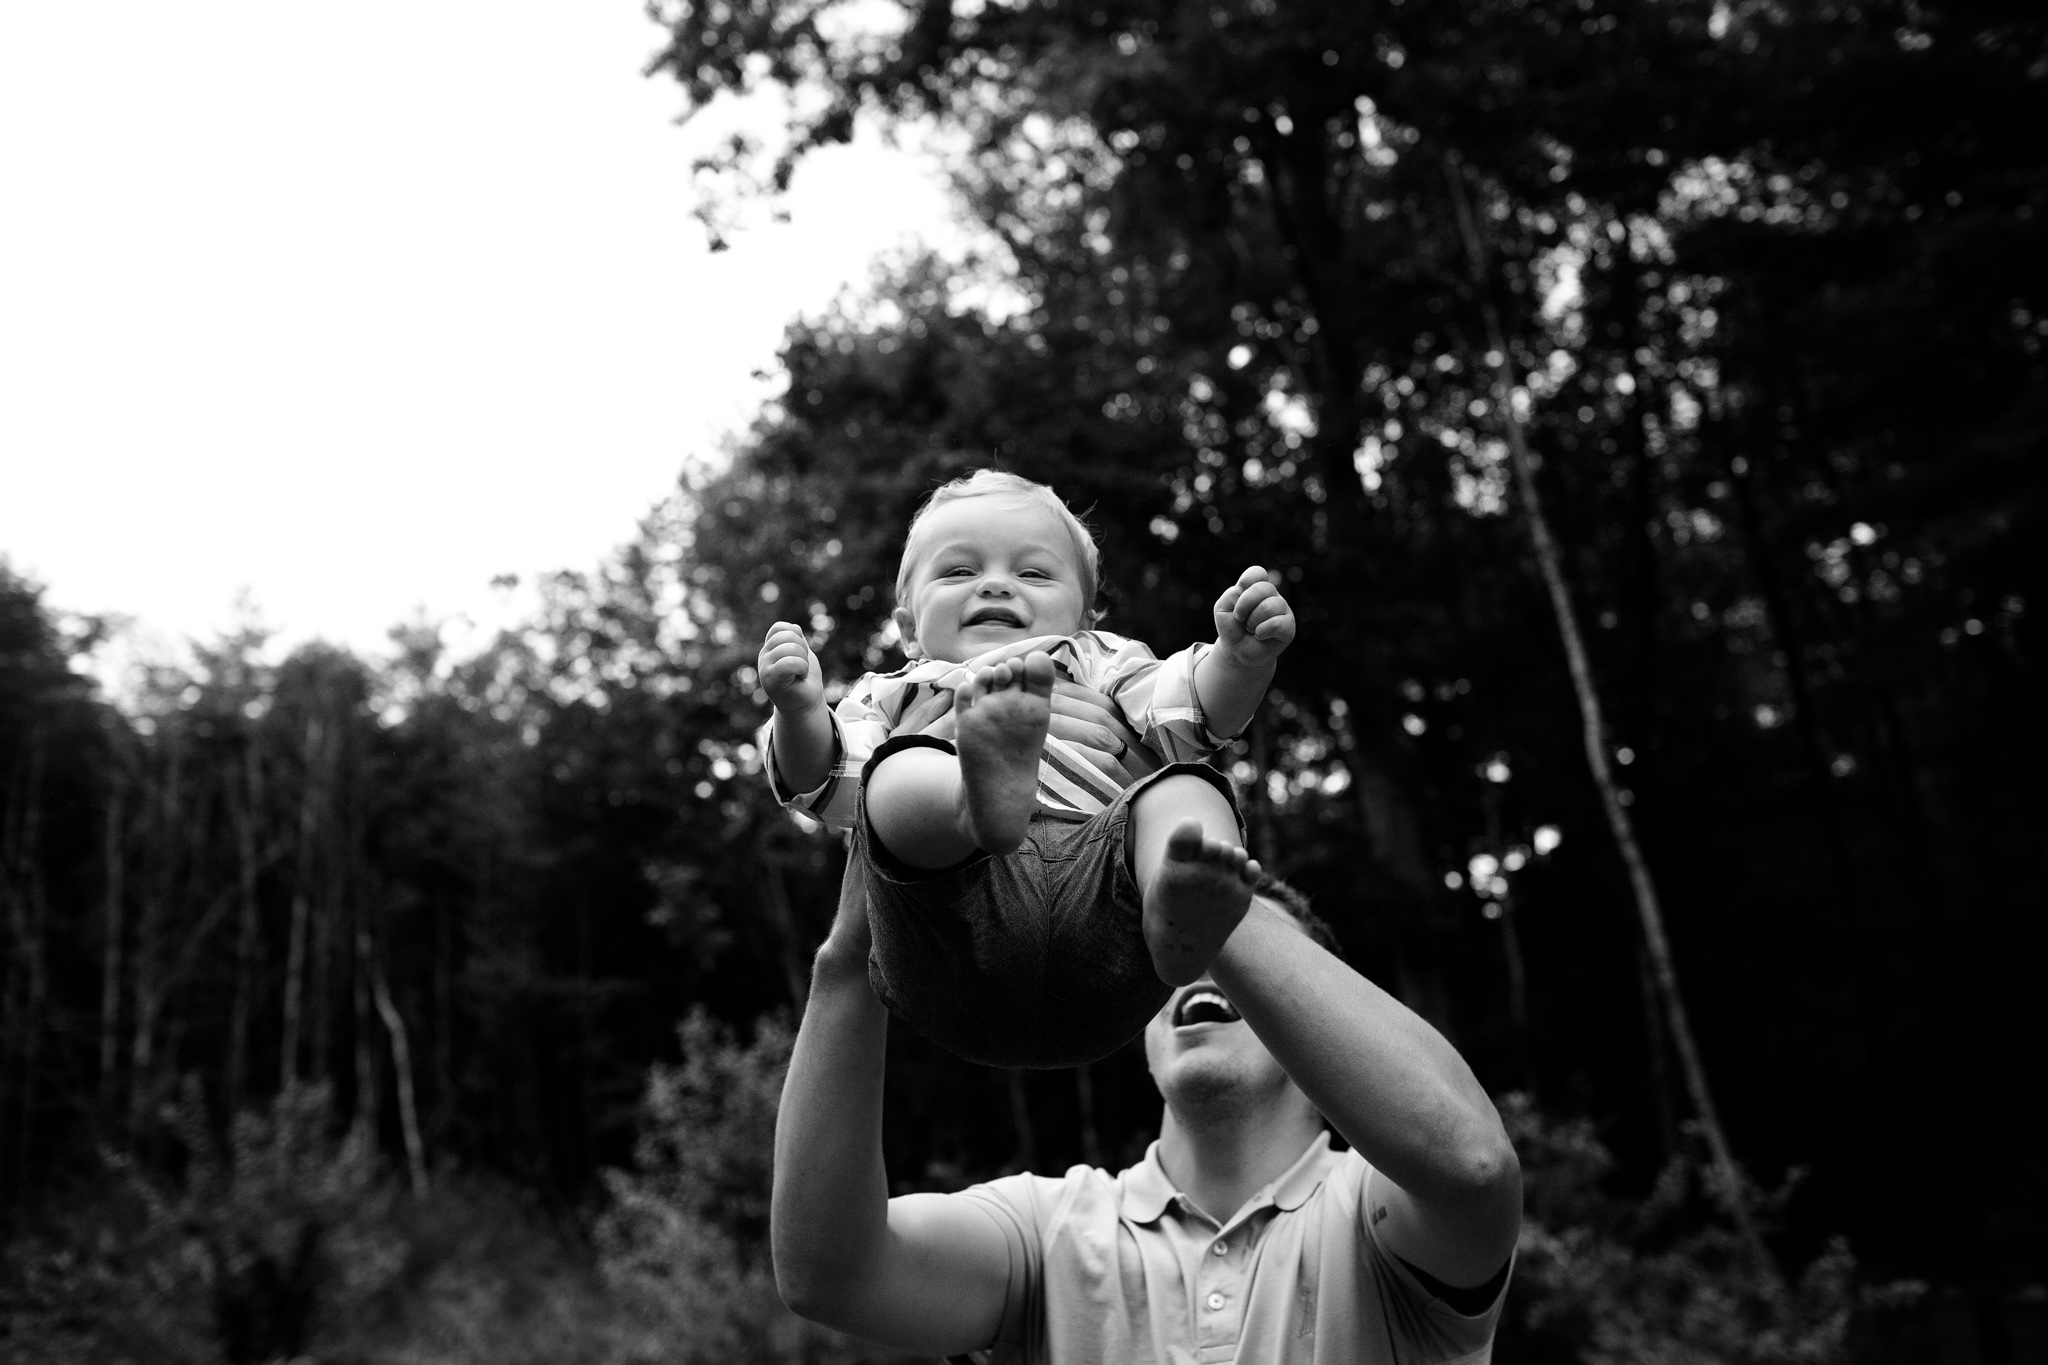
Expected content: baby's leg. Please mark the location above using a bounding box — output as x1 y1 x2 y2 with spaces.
865 652 1053 867
1129 776 1263 986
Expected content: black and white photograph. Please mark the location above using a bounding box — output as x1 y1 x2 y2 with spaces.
1 2 2040 1362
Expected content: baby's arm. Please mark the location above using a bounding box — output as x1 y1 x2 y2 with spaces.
760 621 836 794
1192 566 1297 739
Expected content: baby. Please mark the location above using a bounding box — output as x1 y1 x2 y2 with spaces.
757 470 1295 1068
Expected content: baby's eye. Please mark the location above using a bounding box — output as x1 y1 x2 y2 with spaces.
941 565 976 578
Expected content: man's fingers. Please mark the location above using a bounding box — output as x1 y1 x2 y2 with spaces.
1046 714 1117 753
1049 681 1146 753
1061 736 1126 779
894 689 954 736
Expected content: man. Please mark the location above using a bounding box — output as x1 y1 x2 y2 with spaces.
771 688 1521 1362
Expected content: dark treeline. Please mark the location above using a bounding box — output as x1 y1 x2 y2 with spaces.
3 0 2043 1360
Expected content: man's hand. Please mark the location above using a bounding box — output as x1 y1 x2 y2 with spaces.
1212 566 1297 670
760 621 826 715
896 678 1159 787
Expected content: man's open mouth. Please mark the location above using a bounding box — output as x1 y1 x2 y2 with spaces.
1173 987 1241 1028
964 607 1026 628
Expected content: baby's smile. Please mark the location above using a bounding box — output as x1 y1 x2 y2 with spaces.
897 492 1091 663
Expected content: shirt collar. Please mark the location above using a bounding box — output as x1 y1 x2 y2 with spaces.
1117 1130 1340 1224
1117 1141 1181 1223
1270 1130 1340 1211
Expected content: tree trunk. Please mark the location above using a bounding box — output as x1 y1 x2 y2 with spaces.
1446 156 1774 1273
1638 941 1681 1160
757 834 811 1009
312 795 338 1090
281 715 323 1091
1723 442 1862 927
227 738 263 1114
1338 724 1457 1035
1251 116 1372 535
98 779 126 1116
1497 901 1530 1047
128 738 180 1138
1074 1063 1103 1169
361 925 428 1196
1247 718 1281 870
434 884 455 1143
1006 1069 1037 1173
348 834 375 1146
1 738 49 1188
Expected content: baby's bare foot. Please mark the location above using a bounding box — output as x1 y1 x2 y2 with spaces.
953 651 1054 854
1144 820 1262 986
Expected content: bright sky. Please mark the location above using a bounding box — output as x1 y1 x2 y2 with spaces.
0 3 955 675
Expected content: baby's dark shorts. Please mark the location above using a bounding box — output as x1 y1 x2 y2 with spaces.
854 732 1246 1069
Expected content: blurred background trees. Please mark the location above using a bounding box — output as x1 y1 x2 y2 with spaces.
2 0 2041 1359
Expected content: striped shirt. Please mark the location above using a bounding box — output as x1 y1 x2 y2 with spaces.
761 630 1227 832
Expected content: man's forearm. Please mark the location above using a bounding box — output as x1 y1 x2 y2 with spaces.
1211 900 1516 1209
1192 647 1275 743
771 933 891 1313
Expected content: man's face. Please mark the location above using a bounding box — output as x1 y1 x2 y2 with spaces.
1143 904 1305 1121
894 494 1089 663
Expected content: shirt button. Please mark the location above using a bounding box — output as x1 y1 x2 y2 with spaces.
1212 1241 1229 1256
1207 1292 1227 1310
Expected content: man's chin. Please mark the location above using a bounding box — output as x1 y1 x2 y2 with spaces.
1155 1051 1263 1119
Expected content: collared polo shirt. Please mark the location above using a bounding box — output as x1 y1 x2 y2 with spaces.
958 1132 1507 1365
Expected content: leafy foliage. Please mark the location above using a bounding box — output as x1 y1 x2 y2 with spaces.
1501 1093 1926 1365
595 1008 874 1363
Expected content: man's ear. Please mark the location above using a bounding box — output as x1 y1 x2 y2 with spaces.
891 605 922 659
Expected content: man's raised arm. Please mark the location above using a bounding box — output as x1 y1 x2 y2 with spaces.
770 866 1012 1354
1210 898 1522 1289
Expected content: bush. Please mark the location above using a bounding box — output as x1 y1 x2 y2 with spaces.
594 1006 876 1365
1499 1093 1924 1365
0 1083 646 1365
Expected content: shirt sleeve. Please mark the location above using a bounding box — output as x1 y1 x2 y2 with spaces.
1360 1164 1514 1362
1088 634 1236 763
757 679 891 833
957 1174 1051 1362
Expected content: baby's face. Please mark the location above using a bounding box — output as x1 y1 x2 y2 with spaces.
896 494 1089 663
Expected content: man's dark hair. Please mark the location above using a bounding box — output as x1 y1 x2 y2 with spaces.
1252 872 1341 958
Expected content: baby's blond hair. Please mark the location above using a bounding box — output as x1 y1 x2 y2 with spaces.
894 470 1102 623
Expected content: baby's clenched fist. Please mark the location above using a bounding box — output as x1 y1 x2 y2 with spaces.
758 621 825 713
1213 566 1297 669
